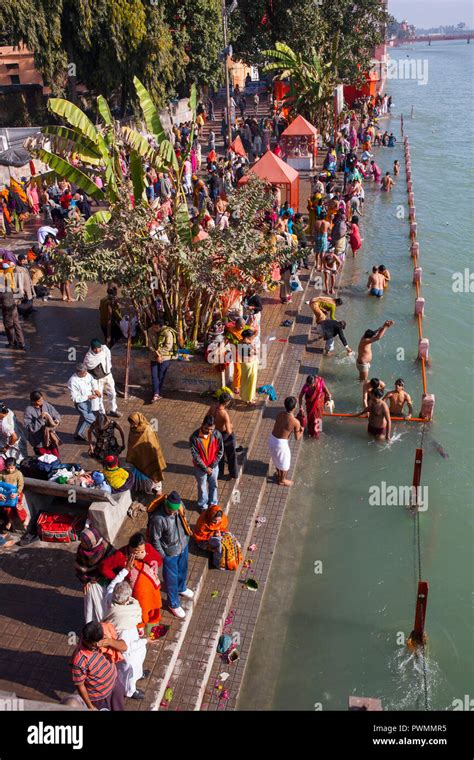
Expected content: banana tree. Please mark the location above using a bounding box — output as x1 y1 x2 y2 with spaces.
262 41 338 134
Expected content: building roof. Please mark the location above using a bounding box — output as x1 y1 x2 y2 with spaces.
249 150 299 184
281 114 318 137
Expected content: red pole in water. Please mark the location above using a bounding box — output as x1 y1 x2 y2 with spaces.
408 581 429 648
412 447 423 499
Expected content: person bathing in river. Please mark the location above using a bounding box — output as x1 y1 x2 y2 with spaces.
317 318 353 357
298 375 332 439
367 388 391 441
349 215 362 257
367 266 386 298
362 377 386 410
268 396 303 486
378 265 391 288
356 321 394 382
393 160 400 176
383 378 413 419
381 172 394 192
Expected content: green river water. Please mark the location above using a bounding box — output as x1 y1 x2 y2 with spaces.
239 41 474 711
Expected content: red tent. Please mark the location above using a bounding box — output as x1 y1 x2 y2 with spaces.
280 114 318 137
240 150 300 209
229 135 247 158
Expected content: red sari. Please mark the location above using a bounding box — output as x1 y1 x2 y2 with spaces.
303 377 329 438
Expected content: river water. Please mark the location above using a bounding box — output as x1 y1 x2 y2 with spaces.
239 42 474 711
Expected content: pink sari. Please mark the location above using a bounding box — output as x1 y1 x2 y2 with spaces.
304 377 328 438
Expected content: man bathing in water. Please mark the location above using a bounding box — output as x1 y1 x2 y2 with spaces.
384 378 413 418
367 266 386 298
357 320 394 382
322 250 341 295
367 388 391 441
268 396 303 486
362 377 386 409
381 172 394 192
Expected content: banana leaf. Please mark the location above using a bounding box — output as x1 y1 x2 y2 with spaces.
33 149 104 200
121 127 164 168
97 95 113 127
41 125 100 154
47 98 99 144
133 76 166 145
83 210 111 242
158 140 178 172
175 201 192 247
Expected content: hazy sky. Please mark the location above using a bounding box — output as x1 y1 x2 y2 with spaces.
389 0 474 27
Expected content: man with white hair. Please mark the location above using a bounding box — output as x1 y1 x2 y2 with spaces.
83 338 122 418
103 569 148 701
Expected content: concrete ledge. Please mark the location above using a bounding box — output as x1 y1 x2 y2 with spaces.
112 345 225 394
88 489 132 545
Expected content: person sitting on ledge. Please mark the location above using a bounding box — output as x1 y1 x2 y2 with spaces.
101 455 133 493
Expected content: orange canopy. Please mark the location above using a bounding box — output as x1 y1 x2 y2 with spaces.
280 114 318 137
247 151 299 209
229 135 247 158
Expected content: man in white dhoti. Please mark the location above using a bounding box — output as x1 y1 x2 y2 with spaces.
83 339 122 418
103 573 147 700
268 396 303 486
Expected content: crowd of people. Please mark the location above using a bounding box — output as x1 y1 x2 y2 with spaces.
0 80 417 707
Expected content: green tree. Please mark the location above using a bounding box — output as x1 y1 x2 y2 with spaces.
231 0 390 85
164 0 224 95
262 42 339 134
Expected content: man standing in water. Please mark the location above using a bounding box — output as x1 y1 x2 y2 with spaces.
356 320 394 382
367 266 386 298
384 379 413 418
268 397 303 487
367 388 391 441
381 172 395 192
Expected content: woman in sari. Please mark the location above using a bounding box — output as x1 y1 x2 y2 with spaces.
27 183 40 215
298 374 333 439
193 505 242 570
75 526 114 623
100 532 163 637
126 412 166 494
239 329 259 405
193 505 229 568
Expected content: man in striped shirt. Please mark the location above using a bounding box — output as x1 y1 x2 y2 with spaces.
70 621 127 711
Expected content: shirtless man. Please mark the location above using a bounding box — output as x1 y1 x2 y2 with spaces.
314 218 331 270
208 391 238 478
268 396 303 486
362 377 386 409
322 250 341 295
367 266 386 298
381 172 394 192
378 265 391 288
357 320 394 382
366 388 391 440
383 378 413 418
307 296 343 323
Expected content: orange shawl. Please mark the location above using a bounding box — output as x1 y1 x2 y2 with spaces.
193 505 229 543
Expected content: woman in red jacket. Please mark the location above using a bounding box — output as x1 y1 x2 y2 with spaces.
100 533 162 638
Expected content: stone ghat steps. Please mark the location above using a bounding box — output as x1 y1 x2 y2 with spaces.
159 268 328 712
